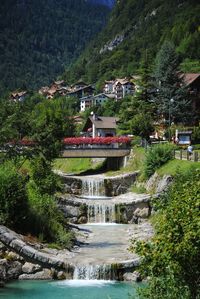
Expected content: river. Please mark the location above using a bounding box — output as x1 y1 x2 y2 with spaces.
0 280 142 299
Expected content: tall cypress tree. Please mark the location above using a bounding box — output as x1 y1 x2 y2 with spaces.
153 41 192 124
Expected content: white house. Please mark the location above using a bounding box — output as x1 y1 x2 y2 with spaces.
80 93 110 112
82 114 119 138
103 78 135 100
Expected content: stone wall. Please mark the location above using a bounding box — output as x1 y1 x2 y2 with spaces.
61 171 139 197
57 193 151 224
105 172 139 196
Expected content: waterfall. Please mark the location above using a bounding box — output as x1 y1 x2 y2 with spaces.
73 264 116 280
87 204 116 223
82 178 105 198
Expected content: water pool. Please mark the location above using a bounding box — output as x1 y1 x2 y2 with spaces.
0 280 140 299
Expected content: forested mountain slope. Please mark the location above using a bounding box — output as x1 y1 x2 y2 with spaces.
0 0 110 94
65 0 200 86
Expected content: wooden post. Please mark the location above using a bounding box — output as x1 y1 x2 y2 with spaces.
187 150 189 161
180 149 182 160
194 151 198 162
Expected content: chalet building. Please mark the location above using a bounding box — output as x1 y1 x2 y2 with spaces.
182 73 200 113
39 80 70 99
67 85 95 98
80 93 110 112
103 78 135 100
10 91 28 102
70 81 89 90
104 80 115 93
82 114 119 138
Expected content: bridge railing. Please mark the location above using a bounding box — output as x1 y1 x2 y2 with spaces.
62 137 131 150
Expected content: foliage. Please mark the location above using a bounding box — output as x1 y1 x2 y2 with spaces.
26 182 74 248
144 143 174 178
118 93 154 137
0 0 109 95
30 98 75 161
153 41 193 124
130 113 154 141
133 169 200 299
30 156 61 195
0 162 28 230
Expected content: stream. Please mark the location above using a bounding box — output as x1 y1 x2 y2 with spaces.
0 173 151 298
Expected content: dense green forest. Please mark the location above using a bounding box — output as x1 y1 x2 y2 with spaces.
0 0 110 95
65 0 200 86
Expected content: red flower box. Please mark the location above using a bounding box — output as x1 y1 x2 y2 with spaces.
63 137 131 145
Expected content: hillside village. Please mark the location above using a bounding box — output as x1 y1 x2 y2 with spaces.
10 73 200 115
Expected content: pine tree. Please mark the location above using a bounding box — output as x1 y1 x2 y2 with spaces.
153 41 192 124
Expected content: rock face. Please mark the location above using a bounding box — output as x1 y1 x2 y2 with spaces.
146 173 173 193
0 258 22 282
100 34 124 54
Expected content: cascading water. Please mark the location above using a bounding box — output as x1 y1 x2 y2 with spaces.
87 204 116 223
82 178 106 199
73 264 116 280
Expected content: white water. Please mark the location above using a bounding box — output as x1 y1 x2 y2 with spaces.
82 178 105 198
59 279 115 287
87 204 116 223
73 264 116 280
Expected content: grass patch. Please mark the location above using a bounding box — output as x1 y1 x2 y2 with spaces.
157 159 200 176
53 158 95 174
130 184 147 194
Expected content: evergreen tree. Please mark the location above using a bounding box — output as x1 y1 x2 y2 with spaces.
118 57 154 138
153 41 192 124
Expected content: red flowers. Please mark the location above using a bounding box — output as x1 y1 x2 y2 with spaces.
63 136 131 145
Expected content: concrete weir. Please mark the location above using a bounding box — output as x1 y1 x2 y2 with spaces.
0 222 153 281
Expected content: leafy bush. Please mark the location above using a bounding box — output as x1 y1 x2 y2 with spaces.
0 162 28 230
27 183 74 248
31 157 62 195
144 144 174 178
133 169 200 299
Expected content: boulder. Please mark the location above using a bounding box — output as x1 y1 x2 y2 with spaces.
123 271 142 282
22 262 42 274
56 271 67 280
7 261 22 280
78 216 87 224
19 269 53 280
5 251 21 261
156 175 173 193
133 207 150 219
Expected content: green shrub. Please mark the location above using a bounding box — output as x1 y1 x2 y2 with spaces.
0 162 28 230
31 157 62 195
134 169 200 299
27 183 73 248
144 144 174 178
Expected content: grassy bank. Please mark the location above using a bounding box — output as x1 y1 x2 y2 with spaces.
157 159 200 176
53 158 93 174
